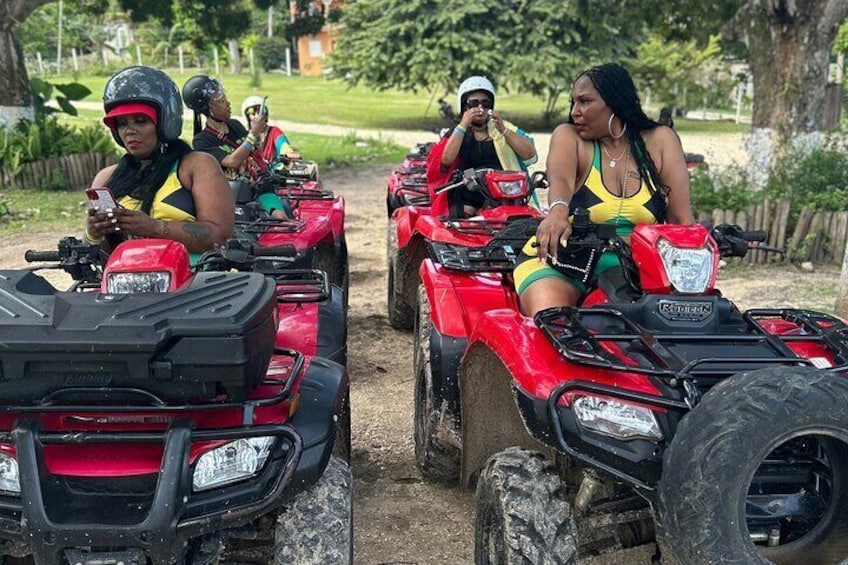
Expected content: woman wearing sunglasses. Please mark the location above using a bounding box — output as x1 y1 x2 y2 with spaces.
182 75 288 219
426 75 537 216
241 96 301 162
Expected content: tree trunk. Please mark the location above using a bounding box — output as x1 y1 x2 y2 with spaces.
726 0 848 187
228 39 241 74
1 0 52 129
835 241 848 319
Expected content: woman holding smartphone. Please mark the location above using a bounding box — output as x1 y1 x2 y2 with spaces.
426 75 537 217
181 75 289 218
86 66 234 255
241 95 301 162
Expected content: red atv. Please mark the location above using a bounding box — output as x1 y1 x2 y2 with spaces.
415 210 848 564
231 167 349 303
0 237 352 564
387 167 543 330
386 142 435 217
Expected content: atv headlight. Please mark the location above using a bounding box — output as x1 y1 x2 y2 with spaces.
495 180 525 197
657 239 713 294
573 396 663 441
0 453 20 495
192 436 275 491
107 272 171 294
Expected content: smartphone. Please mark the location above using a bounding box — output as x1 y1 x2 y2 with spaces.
86 187 118 211
259 96 268 118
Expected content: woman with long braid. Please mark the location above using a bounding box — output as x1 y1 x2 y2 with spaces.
515 63 693 315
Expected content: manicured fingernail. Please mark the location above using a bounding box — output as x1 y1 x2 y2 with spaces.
114 227 121 231
110 218 118 224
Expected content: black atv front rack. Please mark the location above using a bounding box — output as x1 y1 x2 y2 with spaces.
235 218 307 234
428 241 517 272
535 306 848 491
275 187 336 200
534 306 848 381
261 268 331 303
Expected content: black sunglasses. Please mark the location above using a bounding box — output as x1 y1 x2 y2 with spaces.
466 99 493 109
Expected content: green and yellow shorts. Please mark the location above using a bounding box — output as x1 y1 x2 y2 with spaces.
514 236 620 295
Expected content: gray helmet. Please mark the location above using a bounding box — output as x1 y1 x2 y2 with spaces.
102 66 183 146
182 74 224 115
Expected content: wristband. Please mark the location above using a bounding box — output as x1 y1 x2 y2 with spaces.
548 199 570 213
241 141 254 151
246 133 259 145
84 228 103 244
453 125 467 136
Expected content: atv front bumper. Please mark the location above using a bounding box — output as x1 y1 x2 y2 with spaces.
0 356 348 565
0 420 301 565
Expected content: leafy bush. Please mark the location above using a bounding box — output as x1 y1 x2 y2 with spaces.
765 142 848 211
689 164 759 216
254 36 289 71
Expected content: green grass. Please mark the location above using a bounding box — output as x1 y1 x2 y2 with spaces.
0 189 85 235
49 70 752 133
50 70 551 131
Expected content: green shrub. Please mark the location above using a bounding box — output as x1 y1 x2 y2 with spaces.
254 36 289 71
765 142 848 212
689 164 759 216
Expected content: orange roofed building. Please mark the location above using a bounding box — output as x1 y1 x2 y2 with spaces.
292 0 344 76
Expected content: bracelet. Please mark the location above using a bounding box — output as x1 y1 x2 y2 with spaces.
241 141 254 151
246 133 259 145
453 125 467 136
84 228 103 244
548 199 570 213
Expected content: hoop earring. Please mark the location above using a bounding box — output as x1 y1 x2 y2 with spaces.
608 114 627 139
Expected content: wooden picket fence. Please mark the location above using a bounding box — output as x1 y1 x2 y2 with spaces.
697 199 848 264
0 152 117 191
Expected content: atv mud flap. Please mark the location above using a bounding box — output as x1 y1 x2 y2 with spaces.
0 358 347 565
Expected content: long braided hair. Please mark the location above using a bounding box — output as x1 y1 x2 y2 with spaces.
571 63 668 214
105 140 192 214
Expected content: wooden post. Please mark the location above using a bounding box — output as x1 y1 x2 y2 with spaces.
806 212 824 263
788 206 814 262
36 52 44 74
214 47 220 76
178 45 185 74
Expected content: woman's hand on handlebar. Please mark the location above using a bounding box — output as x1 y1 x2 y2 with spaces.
535 206 571 260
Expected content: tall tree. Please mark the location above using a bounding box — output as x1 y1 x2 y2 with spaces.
1 0 52 128
723 0 848 187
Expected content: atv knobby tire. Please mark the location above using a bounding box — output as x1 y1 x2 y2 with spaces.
413 284 460 482
274 456 352 565
387 224 414 329
333 388 352 463
656 366 848 565
475 448 578 565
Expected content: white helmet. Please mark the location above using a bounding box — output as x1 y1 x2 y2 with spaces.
241 95 264 119
456 75 495 114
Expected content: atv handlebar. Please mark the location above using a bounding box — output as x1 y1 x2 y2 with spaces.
24 250 61 263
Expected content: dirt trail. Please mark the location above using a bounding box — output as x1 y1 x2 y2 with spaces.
0 135 839 564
